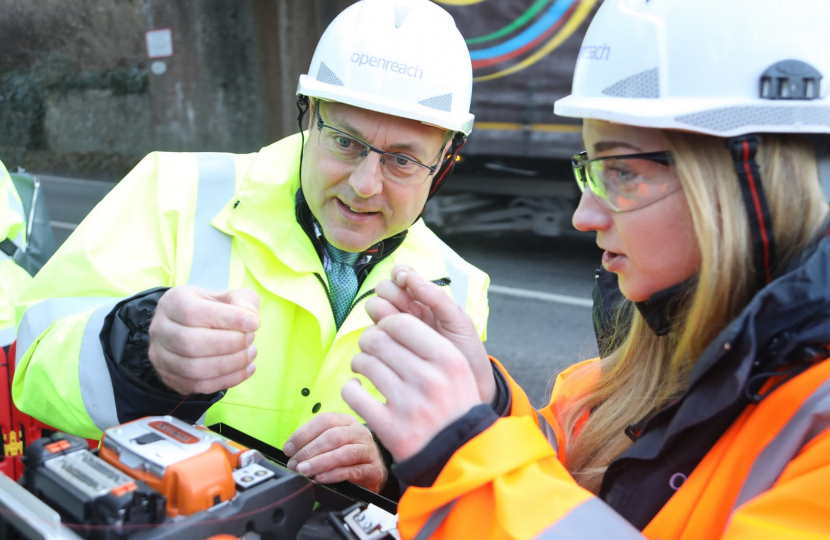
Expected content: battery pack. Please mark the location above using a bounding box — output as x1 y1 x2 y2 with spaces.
22 433 166 539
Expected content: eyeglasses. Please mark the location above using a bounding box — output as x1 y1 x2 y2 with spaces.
571 150 679 212
315 107 440 186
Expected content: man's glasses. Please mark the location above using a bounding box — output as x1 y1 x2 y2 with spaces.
571 150 679 212
315 107 440 186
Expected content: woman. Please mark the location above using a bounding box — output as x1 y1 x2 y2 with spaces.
343 0 830 538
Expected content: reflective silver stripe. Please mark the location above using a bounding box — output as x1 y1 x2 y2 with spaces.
733 374 830 509
0 326 15 348
536 410 560 453
412 499 459 540
78 299 121 431
434 238 468 310
16 297 115 366
534 498 644 540
189 153 235 290
26 176 41 239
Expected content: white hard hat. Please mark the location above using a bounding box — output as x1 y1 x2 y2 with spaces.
554 0 830 137
297 0 475 136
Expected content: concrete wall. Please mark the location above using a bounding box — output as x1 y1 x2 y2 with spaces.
3 0 357 161
141 0 355 153
44 89 153 156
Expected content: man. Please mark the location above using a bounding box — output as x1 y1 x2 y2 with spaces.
0 160 32 354
12 0 488 495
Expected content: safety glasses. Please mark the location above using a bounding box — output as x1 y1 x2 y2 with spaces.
571 150 679 212
315 106 440 186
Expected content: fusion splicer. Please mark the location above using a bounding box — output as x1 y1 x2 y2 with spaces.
5 416 314 540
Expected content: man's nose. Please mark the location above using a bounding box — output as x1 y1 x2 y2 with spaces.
572 189 613 232
349 151 385 198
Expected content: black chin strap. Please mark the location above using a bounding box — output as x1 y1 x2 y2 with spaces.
297 95 311 189
726 135 777 292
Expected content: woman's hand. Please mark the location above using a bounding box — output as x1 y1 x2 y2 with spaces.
342 313 482 462
366 265 496 404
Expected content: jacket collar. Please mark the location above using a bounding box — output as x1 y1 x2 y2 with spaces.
634 278 695 337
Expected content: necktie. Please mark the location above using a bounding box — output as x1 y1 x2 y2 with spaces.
325 241 360 329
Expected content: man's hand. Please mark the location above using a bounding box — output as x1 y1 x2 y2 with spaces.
366 265 496 404
147 286 260 395
283 413 386 493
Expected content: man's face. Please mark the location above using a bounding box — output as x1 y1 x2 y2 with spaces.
301 100 449 252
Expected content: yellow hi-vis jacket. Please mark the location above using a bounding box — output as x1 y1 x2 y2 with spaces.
0 160 31 348
12 133 490 445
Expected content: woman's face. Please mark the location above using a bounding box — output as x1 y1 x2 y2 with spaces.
572 120 701 302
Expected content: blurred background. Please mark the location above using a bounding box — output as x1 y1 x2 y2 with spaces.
0 0 604 406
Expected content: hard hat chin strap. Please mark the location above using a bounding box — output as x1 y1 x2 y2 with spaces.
296 95 311 189
726 135 778 291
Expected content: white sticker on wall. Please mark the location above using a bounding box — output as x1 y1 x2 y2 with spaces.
150 61 167 75
146 28 174 59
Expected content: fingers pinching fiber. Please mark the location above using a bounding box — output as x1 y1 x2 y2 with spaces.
147 286 261 395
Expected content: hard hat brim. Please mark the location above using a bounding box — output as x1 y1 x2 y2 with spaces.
298 75 475 136
555 94 830 138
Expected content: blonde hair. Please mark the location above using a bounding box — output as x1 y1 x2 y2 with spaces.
561 133 829 493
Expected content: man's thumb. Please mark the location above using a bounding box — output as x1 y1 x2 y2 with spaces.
212 288 260 314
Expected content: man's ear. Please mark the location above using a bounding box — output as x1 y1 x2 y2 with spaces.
427 132 466 200
442 131 454 156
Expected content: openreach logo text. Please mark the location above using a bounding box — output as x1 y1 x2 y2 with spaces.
578 43 611 61
351 53 424 80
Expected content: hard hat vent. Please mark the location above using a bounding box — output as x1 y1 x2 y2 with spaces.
316 63 344 86
395 0 417 28
676 106 830 134
760 60 823 100
419 93 453 112
602 68 660 99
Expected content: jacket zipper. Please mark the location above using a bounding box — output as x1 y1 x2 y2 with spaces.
313 273 333 306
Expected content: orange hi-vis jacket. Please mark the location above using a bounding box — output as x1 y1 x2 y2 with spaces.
398 357 830 540
397 233 830 540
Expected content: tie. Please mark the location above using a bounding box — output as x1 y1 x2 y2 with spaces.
325 241 360 329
